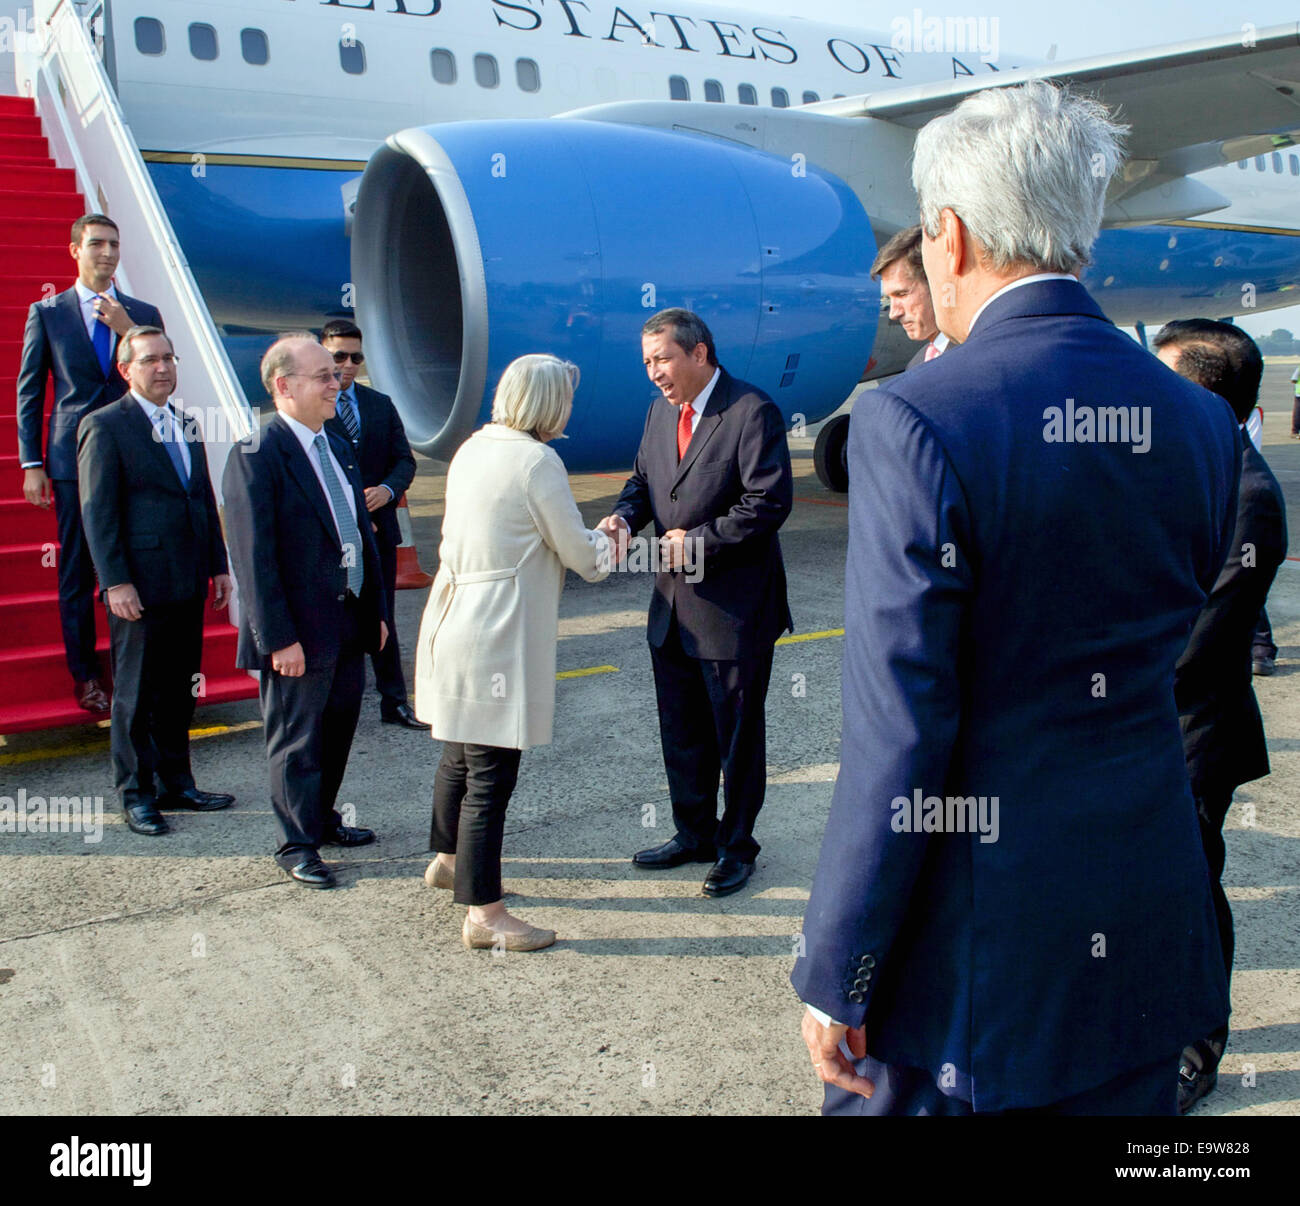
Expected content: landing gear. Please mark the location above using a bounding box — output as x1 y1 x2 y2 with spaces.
813 413 850 493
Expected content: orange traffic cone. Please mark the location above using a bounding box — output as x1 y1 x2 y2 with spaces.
394 492 432 589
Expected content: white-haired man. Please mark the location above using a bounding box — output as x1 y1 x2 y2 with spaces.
794 82 1240 1115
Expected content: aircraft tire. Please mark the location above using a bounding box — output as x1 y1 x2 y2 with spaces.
813 413 850 493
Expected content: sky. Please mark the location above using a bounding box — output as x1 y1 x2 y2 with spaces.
735 1 1300 338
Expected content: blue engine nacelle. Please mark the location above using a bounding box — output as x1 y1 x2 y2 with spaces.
352 119 878 470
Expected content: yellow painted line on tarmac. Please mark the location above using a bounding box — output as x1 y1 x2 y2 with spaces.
776 628 844 646
0 719 263 766
557 665 619 680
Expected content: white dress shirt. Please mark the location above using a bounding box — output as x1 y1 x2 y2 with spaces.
278 411 359 547
680 366 721 436
132 391 191 477
75 279 119 343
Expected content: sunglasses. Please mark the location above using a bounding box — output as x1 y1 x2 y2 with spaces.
331 350 365 365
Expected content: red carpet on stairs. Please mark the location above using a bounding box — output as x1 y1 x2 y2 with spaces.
0 95 257 735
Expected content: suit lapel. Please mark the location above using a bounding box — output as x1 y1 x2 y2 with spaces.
272 416 342 551
58 289 105 380
123 396 188 495
672 372 728 485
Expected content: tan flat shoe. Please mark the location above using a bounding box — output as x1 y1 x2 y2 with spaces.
424 859 454 890
462 915 556 952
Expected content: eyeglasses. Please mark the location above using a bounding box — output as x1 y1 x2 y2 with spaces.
287 370 342 385
134 354 179 367
331 351 365 365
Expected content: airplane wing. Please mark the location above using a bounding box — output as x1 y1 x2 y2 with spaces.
806 24 1300 223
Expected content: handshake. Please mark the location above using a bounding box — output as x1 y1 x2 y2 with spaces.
596 515 695 572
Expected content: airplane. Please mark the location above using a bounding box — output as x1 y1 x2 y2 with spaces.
14 0 1300 492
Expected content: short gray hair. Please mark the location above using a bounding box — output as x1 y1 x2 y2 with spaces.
117 325 172 364
912 81 1127 273
642 308 718 367
491 353 580 439
260 331 318 397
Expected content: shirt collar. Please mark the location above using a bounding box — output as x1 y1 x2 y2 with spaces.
932 332 950 354
686 366 721 413
279 410 328 456
75 280 118 305
967 273 1076 337
131 390 171 418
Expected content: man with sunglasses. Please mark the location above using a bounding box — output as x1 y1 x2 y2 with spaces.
320 320 425 731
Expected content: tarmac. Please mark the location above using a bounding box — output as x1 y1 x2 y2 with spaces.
1 366 1298 1117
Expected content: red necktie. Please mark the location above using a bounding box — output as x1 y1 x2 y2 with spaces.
677 401 695 460
923 342 941 361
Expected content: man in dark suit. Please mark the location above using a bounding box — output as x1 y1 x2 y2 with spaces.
795 82 1240 1115
16 214 164 714
222 335 388 888
1153 320 1288 1112
77 327 235 836
873 224 949 368
320 319 425 731
599 308 793 898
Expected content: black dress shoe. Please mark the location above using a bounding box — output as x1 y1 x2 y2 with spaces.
381 702 430 730
322 824 376 847
287 856 336 889
156 787 234 811
702 857 755 898
123 802 169 837
633 836 717 868
1177 1061 1218 1114
1252 653 1276 677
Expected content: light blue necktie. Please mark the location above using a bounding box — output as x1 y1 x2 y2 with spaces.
153 409 189 488
312 433 364 595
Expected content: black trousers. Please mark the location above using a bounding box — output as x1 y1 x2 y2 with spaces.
1253 608 1276 659
260 601 365 869
53 478 102 682
823 1052 1180 1115
1192 787 1235 1061
370 529 408 707
107 595 204 806
649 615 775 862
429 742 522 906
1291 394 1300 435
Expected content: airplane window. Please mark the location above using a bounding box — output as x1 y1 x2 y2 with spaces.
475 54 499 88
516 58 540 92
1273 152 1284 173
669 75 689 101
803 91 820 103
188 23 216 61
771 87 789 108
431 48 456 84
241 28 269 66
738 83 757 105
134 17 164 55
704 79 724 103
1291 154 1299 176
1255 156 1265 170
339 39 365 75
1237 159 1248 170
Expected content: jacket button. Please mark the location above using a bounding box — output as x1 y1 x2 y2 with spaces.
848 990 865 1004
670 490 677 502
337 594 345 602
860 955 876 968
852 978 869 992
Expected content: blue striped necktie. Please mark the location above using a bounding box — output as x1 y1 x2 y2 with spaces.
154 409 189 488
312 433 364 595
338 392 360 444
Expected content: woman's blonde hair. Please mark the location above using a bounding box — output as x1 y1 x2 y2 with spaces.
491 354 580 439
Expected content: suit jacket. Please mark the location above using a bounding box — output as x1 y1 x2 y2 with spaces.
791 279 1240 1111
76 396 227 607
16 287 164 480
324 382 416 548
1176 438 1287 798
222 415 385 670
613 368 793 660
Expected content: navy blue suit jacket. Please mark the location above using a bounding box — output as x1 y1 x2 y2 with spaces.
613 368 793 660
791 279 1240 1111
16 287 163 480
324 381 416 549
222 416 385 671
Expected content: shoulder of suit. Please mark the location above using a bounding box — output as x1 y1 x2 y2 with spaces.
355 382 394 408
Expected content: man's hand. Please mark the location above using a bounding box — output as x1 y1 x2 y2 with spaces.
212 573 233 611
272 641 305 677
106 583 144 622
379 620 389 652
660 528 688 571
93 293 132 336
801 1008 875 1100
364 486 389 514
596 515 629 565
23 467 51 509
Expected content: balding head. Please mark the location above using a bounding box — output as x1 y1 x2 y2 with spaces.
261 334 339 431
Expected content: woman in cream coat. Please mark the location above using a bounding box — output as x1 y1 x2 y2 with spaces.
414 354 610 951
